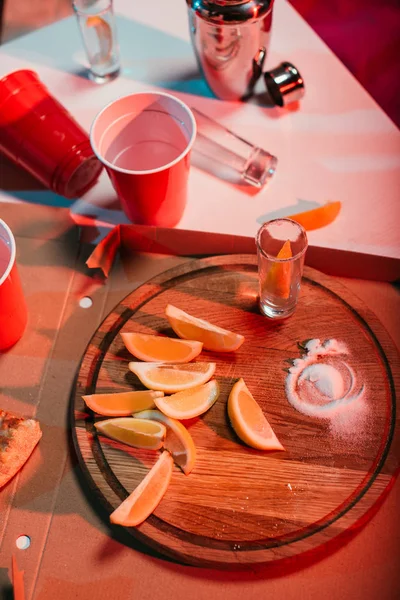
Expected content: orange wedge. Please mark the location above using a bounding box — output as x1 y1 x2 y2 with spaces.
265 239 292 299
165 304 244 352
228 378 284 451
121 332 202 363
94 417 166 450
134 410 196 475
154 380 220 420
110 450 173 526
86 16 113 63
287 201 341 231
83 390 163 416
129 362 216 393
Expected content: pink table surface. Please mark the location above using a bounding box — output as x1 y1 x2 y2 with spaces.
0 202 399 599
0 0 399 261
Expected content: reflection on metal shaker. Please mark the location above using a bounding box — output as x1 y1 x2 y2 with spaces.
187 0 275 101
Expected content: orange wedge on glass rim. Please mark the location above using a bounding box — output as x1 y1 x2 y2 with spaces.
266 239 292 299
110 451 173 527
128 362 216 393
94 417 166 450
228 378 284 451
82 390 163 416
287 201 341 231
134 410 196 475
154 380 220 420
165 304 244 352
121 332 202 363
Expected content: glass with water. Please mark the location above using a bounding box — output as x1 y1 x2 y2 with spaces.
73 0 120 83
256 218 308 319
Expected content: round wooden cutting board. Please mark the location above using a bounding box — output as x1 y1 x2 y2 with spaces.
71 255 399 568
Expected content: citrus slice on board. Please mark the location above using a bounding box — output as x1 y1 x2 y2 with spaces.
128 362 216 393
154 380 220 420
94 417 166 450
110 450 173 527
228 378 284 451
165 304 244 352
121 332 202 363
82 390 163 417
265 239 292 299
287 201 341 231
134 410 196 475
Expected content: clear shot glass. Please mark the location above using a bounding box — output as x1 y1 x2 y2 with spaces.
191 107 277 188
73 0 120 83
256 218 308 319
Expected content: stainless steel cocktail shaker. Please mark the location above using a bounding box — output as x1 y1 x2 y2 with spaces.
187 0 275 101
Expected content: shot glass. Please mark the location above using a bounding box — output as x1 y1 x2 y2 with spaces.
256 218 308 319
73 0 120 83
0 219 28 351
191 107 277 188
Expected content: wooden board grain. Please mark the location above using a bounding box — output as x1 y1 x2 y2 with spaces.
71 255 400 568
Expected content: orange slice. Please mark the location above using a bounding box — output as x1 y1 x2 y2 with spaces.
265 239 292 299
121 332 202 363
128 362 216 393
110 450 173 526
228 378 284 451
165 304 244 352
154 380 220 420
276 239 292 259
287 201 341 231
86 16 113 64
94 417 166 450
82 390 163 416
134 410 196 475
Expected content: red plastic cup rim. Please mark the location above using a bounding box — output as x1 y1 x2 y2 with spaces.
0 219 16 286
90 91 197 176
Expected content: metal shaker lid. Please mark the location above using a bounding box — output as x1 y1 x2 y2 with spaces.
263 62 305 107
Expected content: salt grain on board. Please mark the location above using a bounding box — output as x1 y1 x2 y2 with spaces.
285 339 367 437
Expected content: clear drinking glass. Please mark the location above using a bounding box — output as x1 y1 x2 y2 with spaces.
73 0 120 83
256 218 308 319
191 108 277 188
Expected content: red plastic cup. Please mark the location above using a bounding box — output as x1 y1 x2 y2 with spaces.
90 92 196 227
0 219 28 351
0 70 103 198
0 70 66 121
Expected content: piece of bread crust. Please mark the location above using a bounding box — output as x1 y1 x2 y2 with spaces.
0 417 42 488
